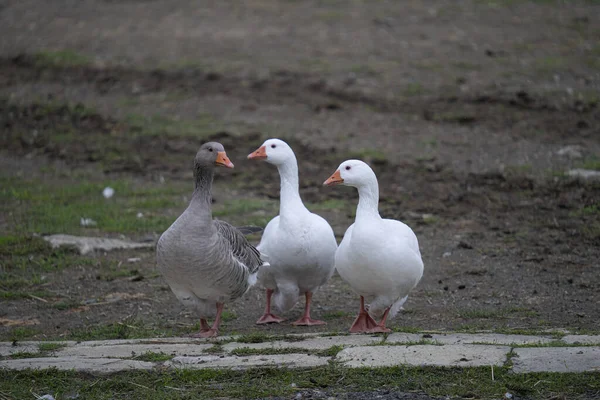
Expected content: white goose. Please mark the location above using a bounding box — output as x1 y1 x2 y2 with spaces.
324 160 423 333
248 138 337 326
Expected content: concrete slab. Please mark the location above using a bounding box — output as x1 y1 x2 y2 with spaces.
222 335 381 352
57 343 212 358
562 335 600 345
167 354 329 370
337 345 510 368
406 333 554 346
0 357 155 374
512 347 600 373
44 234 153 255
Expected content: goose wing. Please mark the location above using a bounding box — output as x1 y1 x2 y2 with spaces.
214 219 264 274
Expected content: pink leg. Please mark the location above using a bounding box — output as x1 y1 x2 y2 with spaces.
292 292 326 326
349 296 378 333
367 306 392 333
256 289 286 324
191 303 224 338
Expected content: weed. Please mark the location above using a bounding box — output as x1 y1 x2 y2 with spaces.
134 351 174 362
38 342 68 352
33 50 91 68
1 365 599 399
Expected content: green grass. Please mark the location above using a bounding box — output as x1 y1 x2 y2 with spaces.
581 158 600 171
134 351 174 362
38 342 68 352
229 347 308 357
1 365 598 400
1 175 187 235
534 56 567 73
33 50 92 68
402 82 426 97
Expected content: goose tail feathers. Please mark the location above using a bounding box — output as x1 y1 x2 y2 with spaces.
273 282 299 313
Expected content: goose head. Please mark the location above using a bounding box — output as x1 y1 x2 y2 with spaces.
247 138 295 166
195 142 234 169
323 159 376 188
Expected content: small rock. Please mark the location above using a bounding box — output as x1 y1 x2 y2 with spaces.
443 251 452 258
80 218 97 227
128 257 141 263
40 396 56 400
136 212 144 218
102 187 115 199
567 169 600 181
556 145 582 158
505 393 513 399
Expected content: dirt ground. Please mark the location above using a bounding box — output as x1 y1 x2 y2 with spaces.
1 0 599 343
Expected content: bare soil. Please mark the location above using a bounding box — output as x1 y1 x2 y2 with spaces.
1 0 599 343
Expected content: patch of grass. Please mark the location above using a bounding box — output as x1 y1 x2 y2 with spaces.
534 56 567 73
134 351 174 362
221 310 237 323
1 365 599 400
38 342 68 352
306 199 349 212
33 50 91 68
52 300 82 311
229 347 306 357
581 158 600 171
402 82 426 97
1 175 186 235
236 332 272 344
8 327 40 341
204 344 224 354
316 345 344 357
0 289 53 300
7 351 41 359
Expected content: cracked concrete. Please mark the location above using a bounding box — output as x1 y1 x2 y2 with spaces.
1 333 598 375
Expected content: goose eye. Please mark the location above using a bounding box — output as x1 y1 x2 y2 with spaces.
345 166 351 171
208 147 213 152
271 144 276 149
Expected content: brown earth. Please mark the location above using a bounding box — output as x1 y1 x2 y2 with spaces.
1 0 599 342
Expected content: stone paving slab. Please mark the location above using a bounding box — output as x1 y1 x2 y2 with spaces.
2 333 599 374
512 347 600 373
0 357 155 374
222 335 381 352
411 333 555 346
562 335 600 345
337 344 510 368
167 354 329 370
57 343 213 358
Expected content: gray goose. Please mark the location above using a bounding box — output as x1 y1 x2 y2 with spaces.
156 142 266 338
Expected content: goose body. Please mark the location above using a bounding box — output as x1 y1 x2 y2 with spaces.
248 139 337 325
156 142 266 338
324 160 423 333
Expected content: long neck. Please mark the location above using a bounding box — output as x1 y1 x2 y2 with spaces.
190 164 214 221
277 158 306 218
355 178 381 222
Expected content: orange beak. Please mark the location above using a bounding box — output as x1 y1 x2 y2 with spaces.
247 145 267 160
215 151 234 168
323 170 344 186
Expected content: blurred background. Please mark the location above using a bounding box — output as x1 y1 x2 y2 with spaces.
0 0 599 342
